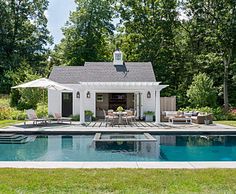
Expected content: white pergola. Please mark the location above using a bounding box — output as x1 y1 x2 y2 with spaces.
78 82 168 124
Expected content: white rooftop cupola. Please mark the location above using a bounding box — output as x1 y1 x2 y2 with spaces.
113 49 123 65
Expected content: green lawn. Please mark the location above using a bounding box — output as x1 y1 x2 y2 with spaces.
215 120 236 127
0 169 235 193
0 120 22 128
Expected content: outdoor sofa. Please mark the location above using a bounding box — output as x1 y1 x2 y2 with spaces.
162 111 213 124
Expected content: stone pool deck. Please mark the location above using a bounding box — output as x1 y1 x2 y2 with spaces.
0 162 236 169
0 122 236 134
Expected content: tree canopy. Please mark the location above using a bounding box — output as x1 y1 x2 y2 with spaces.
0 0 52 93
1 0 236 110
52 0 115 66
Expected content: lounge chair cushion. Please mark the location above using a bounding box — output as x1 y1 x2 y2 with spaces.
54 113 62 119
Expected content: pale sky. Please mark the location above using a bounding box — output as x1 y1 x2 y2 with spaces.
47 0 76 45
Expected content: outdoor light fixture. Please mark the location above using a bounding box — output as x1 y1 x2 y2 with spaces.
147 91 151 98
87 91 91 98
76 91 80 98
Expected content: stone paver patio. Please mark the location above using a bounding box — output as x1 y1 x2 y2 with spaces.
0 121 236 133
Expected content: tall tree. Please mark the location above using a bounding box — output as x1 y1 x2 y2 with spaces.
53 0 115 66
0 0 52 93
117 0 183 96
183 0 236 110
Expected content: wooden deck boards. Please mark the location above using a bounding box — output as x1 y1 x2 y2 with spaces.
85 121 162 128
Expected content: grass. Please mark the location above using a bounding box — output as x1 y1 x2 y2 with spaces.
0 169 235 193
215 120 236 127
0 120 22 128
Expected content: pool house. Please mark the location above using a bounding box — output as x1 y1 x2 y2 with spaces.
48 50 168 123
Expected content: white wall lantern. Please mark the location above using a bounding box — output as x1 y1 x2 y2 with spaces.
76 91 80 98
87 91 91 98
147 91 151 98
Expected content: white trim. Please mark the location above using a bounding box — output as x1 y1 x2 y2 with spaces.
79 82 162 87
80 90 85 123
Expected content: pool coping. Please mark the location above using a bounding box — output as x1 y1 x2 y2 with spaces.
0 122 236 136
0 162 236 169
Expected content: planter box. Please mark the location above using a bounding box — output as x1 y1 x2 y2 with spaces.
85 115 92 122
204 119 210 125
145 115 154 122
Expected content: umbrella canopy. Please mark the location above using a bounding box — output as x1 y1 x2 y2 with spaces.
12 78 73 91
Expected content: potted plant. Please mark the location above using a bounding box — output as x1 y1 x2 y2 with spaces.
116 106 124 112
144 111 155 122
204 112 210 125
85 110 93 122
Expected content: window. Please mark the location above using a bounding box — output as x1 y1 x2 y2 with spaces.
115 53 122 60
63 93 70 100
97 94 103 102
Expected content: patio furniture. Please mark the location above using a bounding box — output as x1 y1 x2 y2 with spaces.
25 109 49 125
169 116 192 124
122 110 136 124
191 114 213 124
162 111 178 122
114 111 127 124
104 110 118 125
103 110 110 122
131 110 137 122
53 113 72 124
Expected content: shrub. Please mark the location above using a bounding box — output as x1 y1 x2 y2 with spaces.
36 104 48 118
0 107 11 120
85 110 93 116
187 73 217 107
71 115 80 121
144 111 155 115
0 107 26 120
0 96 46 120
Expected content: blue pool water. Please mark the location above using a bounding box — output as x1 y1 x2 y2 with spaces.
1 134 236 161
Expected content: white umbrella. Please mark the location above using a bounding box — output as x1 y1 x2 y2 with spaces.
12 78 73 112
12 78 72 91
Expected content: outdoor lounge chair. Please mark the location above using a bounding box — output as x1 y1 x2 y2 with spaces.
25 109 48 125
53 113 72 124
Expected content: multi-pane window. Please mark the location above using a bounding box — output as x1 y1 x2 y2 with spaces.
115 53 122 60
97 94 103 102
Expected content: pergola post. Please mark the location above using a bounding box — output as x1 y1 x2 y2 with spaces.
155 90 161 124
135 92 140 119
80 89 85 124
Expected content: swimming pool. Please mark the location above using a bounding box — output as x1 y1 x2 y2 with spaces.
0 133 236 161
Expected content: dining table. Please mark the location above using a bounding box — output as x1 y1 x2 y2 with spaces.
113 111 127 124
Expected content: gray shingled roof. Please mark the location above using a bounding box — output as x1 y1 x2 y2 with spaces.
49 62 156 84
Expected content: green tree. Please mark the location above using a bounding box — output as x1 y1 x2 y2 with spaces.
187 73 217 107
9 61 42 110
117 0 186 98
182 0 236 109
53 0 115 66
0 0 52 93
